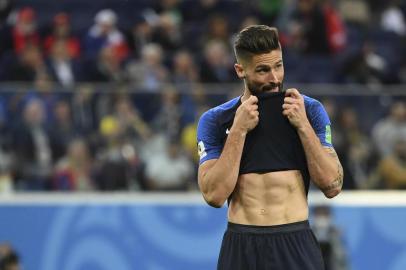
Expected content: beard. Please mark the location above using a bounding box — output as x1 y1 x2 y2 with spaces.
246 79 284 96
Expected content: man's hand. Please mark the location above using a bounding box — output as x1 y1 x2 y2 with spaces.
232 95 259 134
282 88 309 129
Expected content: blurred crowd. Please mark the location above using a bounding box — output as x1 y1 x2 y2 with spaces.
0 0 403 193
0 0 405 86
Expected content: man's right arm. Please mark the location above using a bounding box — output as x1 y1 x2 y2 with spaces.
198 95 259 208
198 128 247 208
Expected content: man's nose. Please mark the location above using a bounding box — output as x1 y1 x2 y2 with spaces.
267 69 278 82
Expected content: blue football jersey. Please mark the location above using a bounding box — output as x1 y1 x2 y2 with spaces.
197 94 333 165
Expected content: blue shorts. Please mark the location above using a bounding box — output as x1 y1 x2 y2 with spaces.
217 220 325 270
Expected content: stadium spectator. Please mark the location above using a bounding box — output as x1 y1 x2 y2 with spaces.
150 11 183 56
377 135 406 189
94 101 146 190
372 101 406 157
49 99 81 160
126 16 153 59
11 98 54 190
199 40 235 83
0 0 12 26
46 39 82 87
312 206 349 270
53 138 95 191
172 50 199 87
152 87 183 141
339 41 388 84
338 0 370 27
84 9 129 61
144 139 194 191
86 45 127 83
43 12 81 59
126 43 170 91
334 107 372 189
11 7 39 54
25 72 60 124
71 84 97 135
6 44 47 82
200 14 231 50
380 0 406 36
113 96 151 142
286 0 346 54
286 0 330 54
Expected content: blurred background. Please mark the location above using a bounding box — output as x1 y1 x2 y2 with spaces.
0 0 404 269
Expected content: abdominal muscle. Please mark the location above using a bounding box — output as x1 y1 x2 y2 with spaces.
228 170 308 226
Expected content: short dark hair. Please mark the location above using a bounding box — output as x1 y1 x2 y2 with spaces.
234 25 281 64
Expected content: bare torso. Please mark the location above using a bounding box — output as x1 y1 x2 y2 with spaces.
228 170 308 226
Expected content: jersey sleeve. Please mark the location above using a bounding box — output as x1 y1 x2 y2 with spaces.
307 100 333 147
197 110 222 165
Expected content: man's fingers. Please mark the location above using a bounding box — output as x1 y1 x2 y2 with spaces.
250 110 259 116
285 88 301 98
282 104 298 115
283 97 297 104
247 95 258 104
282 103 296 110
282 109 291 116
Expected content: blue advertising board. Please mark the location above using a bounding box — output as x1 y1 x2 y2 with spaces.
1 192 406 270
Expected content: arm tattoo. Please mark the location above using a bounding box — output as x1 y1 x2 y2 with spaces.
322 177 343 192
322 148 344 192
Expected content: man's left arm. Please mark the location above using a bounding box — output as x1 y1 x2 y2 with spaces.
283 89 343 198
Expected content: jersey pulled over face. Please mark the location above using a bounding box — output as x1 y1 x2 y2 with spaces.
243 50 284 95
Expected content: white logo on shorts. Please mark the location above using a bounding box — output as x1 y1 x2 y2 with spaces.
226 128 230 134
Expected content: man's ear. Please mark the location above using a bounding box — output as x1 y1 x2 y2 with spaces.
234 63 245 79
